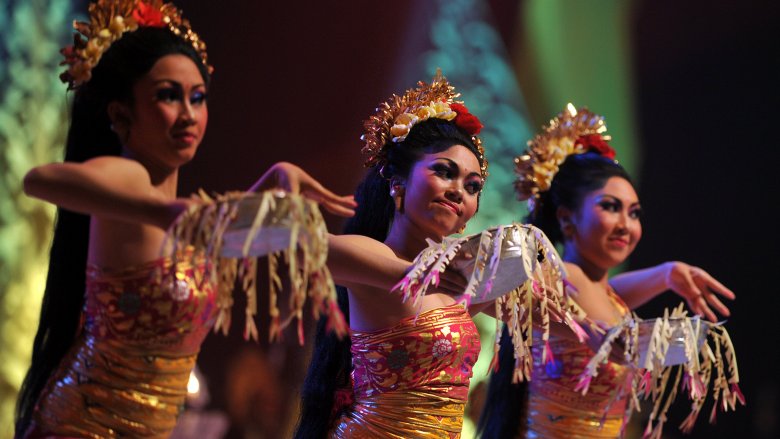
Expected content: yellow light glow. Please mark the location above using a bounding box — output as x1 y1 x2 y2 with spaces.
187 371 200 395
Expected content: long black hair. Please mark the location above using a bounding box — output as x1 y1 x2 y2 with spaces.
15 26 210 437
294 118 484 438
477 152 632 438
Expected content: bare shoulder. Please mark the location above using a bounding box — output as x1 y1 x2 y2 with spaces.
84 156 151 182
563 262 587 284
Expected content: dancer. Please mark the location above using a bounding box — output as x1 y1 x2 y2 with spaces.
295 72 490 438
15 1 355 437
478 104 735 438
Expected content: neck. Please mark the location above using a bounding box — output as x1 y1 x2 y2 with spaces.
384 213 440 260
154 170 179 198
562 241 609 285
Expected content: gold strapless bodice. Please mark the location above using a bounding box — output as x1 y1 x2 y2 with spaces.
332 304 481 438
27 255 217 438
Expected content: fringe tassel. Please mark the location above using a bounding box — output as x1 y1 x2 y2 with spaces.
163 190 347 344
392 223 587 383
580 302 743 436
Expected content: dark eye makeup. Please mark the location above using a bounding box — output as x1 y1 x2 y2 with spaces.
155 87 182 102
597 196 642 219
154 82 207 105
598 200 620 212
431 162 454 179
430 159 483 195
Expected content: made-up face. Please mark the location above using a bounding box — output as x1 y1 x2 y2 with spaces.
399 144 483 239
117 53 208 173
566 176 642 270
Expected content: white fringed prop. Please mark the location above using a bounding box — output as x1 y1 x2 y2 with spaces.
162 190 347 345
392 223 588 382
575 303 744 438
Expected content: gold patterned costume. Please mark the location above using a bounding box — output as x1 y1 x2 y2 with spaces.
25 254 216 438
525 291 632 439
332 304 481 438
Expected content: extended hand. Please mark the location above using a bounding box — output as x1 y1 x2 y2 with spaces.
249 162 356 217
664 261 735 322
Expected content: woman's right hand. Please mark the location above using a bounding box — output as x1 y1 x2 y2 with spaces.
663 262 734 323
249 162 357 217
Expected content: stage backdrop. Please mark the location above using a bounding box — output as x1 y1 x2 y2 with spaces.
0 1 777 438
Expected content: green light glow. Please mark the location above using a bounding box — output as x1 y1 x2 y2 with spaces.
422 1 536 436
523 0 639 177
0 1 73 436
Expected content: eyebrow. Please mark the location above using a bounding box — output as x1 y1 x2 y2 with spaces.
598 194 641 207
151 79 206 89
437 158 482 180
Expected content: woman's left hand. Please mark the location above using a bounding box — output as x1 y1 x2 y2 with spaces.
664 261 735 322
249 162 357 217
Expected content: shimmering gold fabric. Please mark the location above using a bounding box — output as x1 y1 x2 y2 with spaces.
526 291 632 439
26 254 216 438
332 304 480 438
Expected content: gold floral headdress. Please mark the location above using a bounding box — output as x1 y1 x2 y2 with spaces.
514 103 616 211
361 70 488 178
60 0 213 89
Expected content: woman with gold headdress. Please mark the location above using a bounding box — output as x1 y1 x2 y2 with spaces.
15 1 357 437
293 71 495 438
477 104 738 438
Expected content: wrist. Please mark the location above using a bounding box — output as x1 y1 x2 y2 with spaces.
661 261 677 290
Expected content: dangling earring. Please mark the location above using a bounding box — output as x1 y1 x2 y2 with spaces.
390 184 404 213
457 224 466 234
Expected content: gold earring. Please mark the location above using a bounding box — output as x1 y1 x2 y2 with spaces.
457 225 466 234
395 188 405 212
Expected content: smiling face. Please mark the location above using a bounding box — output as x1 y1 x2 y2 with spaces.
564 176 642 270
399 144 483 239
117 53 208 173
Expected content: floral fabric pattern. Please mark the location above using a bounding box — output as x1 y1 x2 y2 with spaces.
27 252 217 438
333 304 480 438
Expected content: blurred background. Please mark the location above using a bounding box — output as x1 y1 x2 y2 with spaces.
1 0 777 437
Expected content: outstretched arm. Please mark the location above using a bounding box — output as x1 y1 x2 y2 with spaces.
328 234 410 290
23 156 189 229
328 234 467 294
609 261 735 322
249 162 356 217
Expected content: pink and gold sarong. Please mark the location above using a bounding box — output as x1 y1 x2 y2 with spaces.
525 290 632 438
332 304 480 438
26 254 217 438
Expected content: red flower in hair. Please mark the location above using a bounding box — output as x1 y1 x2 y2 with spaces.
576 134 616 160
60 45 78 64
450 103 483 135
133 1 166 27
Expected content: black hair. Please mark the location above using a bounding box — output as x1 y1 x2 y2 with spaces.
15 26 210 437
477 152 632 438
530 152 632 245
294 117 483 438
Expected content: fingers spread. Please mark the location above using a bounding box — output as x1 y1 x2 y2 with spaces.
680 269 702 299
702 273 736 300
704 291 730 317
696 296 718 323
